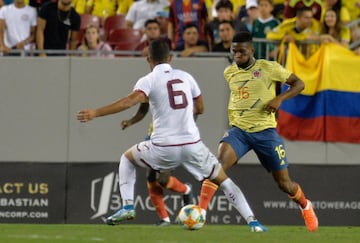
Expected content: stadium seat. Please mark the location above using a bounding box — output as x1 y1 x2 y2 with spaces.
77 29 86 46
107 28 143 46
78 14 102 46
102 15 127 40
80 14 101 30
114 42 139 51
113 42 140 57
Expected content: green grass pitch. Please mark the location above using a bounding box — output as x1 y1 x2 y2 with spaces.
0 224 359 243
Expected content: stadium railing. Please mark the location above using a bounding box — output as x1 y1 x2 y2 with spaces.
3 38 358 65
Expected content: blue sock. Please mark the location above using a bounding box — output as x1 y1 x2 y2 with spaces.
124 205 134 210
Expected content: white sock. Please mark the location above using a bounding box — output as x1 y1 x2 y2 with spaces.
219 178 255 223
119 154 136 206
301 199 311 211
184 184 191 195
162 217 170 222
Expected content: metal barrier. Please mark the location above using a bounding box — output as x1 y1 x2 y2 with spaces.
2 38 357 65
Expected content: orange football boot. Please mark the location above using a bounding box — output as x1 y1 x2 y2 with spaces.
301 200 318 232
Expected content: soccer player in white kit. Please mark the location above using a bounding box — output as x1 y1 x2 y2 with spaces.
77 39 267 231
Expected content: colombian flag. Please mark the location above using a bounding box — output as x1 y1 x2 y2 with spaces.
277 43 360 143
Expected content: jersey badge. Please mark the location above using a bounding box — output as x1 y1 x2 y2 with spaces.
252 70 261 79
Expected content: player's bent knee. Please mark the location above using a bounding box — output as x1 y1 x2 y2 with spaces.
209 163 224 185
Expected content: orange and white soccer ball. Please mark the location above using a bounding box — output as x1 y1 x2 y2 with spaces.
177 204 206 230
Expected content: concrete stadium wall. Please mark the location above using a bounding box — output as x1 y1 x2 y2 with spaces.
0 57 359 164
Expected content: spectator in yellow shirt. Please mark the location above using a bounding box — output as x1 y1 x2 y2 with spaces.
321 0 350 24
320 8 350 48
322 0 359 47
117 0 134 15
342 0 360 21
72 0 87 14
267 6 320 57
86 0 122 18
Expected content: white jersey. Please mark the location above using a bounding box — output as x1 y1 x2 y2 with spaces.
0 4 37 49
133 63 201 146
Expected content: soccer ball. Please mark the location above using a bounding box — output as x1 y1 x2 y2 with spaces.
177 204 206 230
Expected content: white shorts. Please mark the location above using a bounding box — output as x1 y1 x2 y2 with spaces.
131 140 221 181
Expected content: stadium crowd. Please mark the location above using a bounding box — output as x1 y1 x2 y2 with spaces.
0 0 359 57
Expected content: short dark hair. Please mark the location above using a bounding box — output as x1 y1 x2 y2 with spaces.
296 6 313 17
149 39 170 62
144 18 160 28
257 0 273 5
183 22 199 32
232 31 252 43
219 20 234 29
215 0 233 12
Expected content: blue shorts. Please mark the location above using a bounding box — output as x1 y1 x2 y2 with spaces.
220 127 288 172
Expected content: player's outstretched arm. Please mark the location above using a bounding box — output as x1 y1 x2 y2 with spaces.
77 91 146 123
121 102 149 130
